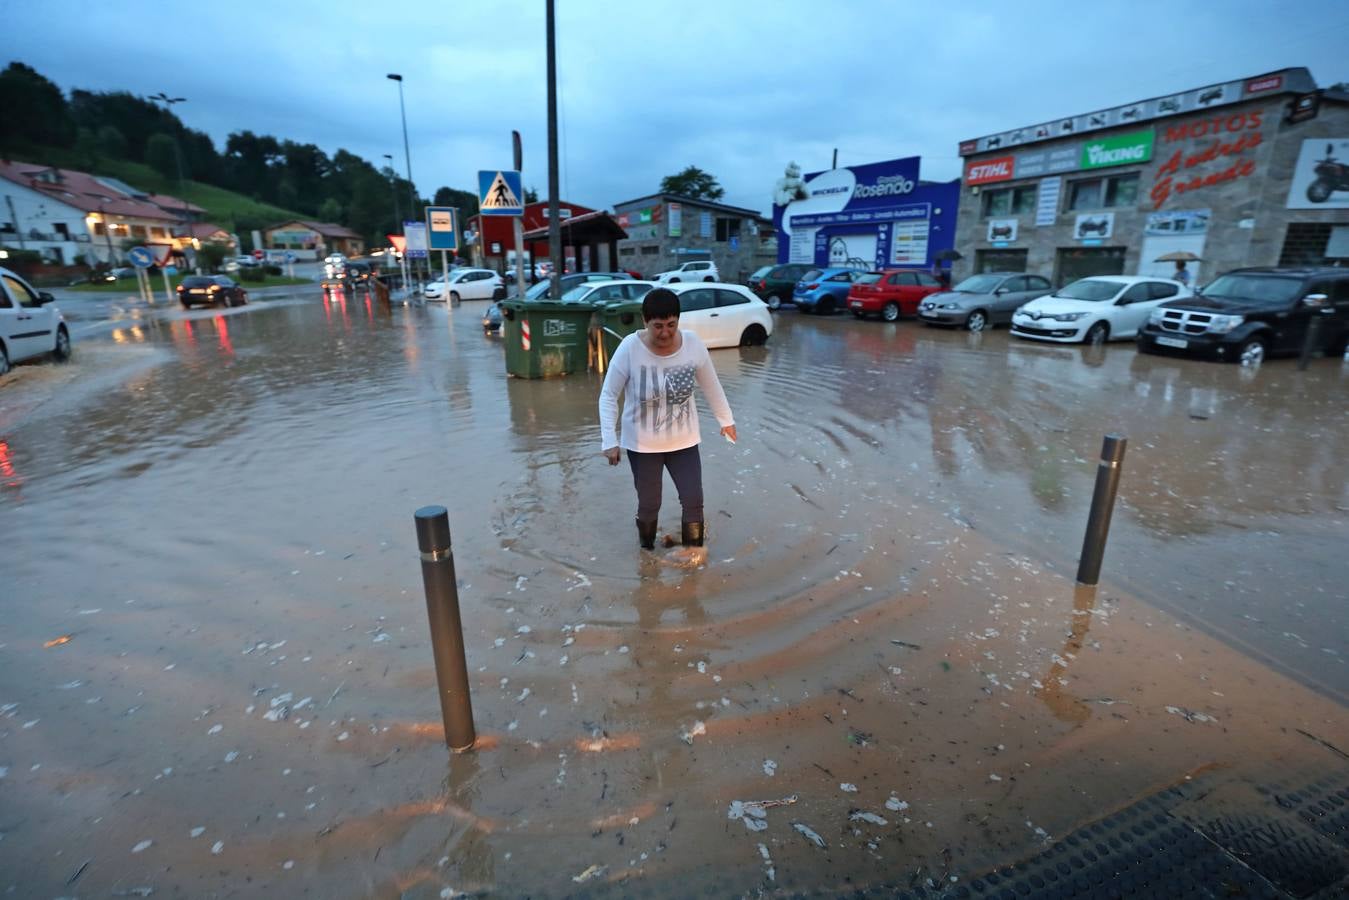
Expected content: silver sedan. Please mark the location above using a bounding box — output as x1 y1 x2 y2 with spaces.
917 272 1054 332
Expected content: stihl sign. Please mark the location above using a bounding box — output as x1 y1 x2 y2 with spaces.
965 156 1015 186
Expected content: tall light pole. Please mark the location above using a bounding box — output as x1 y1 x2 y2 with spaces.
387 74 417 283
545 0 561 298
149 92 191 267
382 153 402 227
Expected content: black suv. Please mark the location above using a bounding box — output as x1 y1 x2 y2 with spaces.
1137 267 1349 365
746 263 813 310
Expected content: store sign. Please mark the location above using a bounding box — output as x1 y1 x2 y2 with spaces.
1035 177 1062 226
1285 138 1349 210
1074 212 1114 240
1245 74 1283 94
966 156 1015 185
1081 130 1154 170
986 219 1018 242
1150 112 1265 209
669 202 682 238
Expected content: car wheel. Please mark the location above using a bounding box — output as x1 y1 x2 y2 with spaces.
819 298 835 315
1238 336 1266 366
450 291 461 306
966 310 988 332
1085 321 1109 345
765 294 781 311
740 324 768 346
882 302 900 322
0 343 10 377
53 326 71 362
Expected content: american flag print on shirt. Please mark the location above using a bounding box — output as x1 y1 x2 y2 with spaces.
637 363 697 435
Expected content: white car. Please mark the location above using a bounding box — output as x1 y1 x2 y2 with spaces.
660 282 772 348
424 268 503 302
1010 276 1191 344
0 266 72 377
558 279 653 305
655 260 719 284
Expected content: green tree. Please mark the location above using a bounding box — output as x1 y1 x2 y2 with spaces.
318 197 343 223
433 186 479 218
198 241 228 272
525 186 539 203
145 133 179 181
0 62 75 151
659 165 724 201
96 124 128 159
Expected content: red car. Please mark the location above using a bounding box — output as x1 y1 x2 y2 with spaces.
847 270 945 321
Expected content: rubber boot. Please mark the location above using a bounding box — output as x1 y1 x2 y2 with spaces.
681 520 705 547
636 519 657 551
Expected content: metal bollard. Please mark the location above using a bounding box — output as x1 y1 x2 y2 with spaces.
1076 434 1127 586
414 506 477 751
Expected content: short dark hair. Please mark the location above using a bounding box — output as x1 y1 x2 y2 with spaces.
642 287 679 321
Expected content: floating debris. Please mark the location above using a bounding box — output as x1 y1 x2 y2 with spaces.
131 839 153 853
190 827 205 838
885 796 909 812
792 822 827 848
728 795 797 832
758 843 775 882
679 721 706 745
211 841 224 855
849 811 888 826
43 635 72 648
572 864 607 884
762 759 777 777
1165 705 1219 724
840 783 858 793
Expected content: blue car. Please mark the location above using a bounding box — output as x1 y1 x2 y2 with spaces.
793 267 871 315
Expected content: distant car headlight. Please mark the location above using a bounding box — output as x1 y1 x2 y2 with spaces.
1206 314 1244 334
1052 312 1088 322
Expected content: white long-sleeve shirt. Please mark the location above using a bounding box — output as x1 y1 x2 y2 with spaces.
598 330 734 453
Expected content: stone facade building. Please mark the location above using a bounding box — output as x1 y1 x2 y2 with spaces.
613 193 774 282
954 68 1349 286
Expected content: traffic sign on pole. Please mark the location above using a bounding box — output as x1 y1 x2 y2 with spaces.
128 246 154 269
404 221 429 259
426 207 459 251
478 170 524 216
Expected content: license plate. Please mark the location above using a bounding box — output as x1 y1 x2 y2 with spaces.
850 301 862 308
1155 336 1188 349
920 310 938 318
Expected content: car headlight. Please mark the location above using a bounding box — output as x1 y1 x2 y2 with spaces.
1052 312 1088 322
1148 309 1166 325
1014 306 1025 317
1206 314 1244 334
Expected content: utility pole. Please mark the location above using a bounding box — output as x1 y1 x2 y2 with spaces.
546 0 561 299
150 92 190 269
383 153 401 276
388 74 418 286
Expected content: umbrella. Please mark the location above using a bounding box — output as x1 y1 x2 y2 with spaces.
936 249 963 262
1154 251 1201 262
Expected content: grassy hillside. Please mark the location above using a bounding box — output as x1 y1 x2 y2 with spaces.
5 144 304 235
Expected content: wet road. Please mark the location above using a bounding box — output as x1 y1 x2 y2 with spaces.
2 287 1346 896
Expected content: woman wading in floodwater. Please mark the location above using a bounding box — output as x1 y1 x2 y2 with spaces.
598 288 737 550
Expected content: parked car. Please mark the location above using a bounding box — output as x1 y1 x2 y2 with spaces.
233 255 262 269
659 283 773 348
1010 276 1189 344
1137 267 1349 365
918 272 1055 331
746 263 813 310
177 275 248 308
0 266 71 377
103 266 138 282
558 280 653 305
425 268 503 302
847 269 946 322
654 260 719 284
523 272 629 301
793 267 871 315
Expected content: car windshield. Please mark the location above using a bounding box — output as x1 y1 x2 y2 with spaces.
525 280 554 300
750 266 773 279
1056 279 1126 302
952 275 1003 294
801 269 824 282
1200 274 1305 306
855 273 881 285
559 284 593 302
182 277 214 287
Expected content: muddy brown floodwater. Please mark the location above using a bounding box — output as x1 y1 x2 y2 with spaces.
2 289 1346 897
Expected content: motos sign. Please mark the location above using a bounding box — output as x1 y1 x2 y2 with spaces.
1080 130 1155 170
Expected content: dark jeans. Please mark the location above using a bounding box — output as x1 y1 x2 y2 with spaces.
627 445 703 524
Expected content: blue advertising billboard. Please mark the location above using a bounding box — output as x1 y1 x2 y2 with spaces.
772 156 958 269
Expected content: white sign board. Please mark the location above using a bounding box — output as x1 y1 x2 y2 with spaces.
1035 177 1062 226
1285 138 1349 209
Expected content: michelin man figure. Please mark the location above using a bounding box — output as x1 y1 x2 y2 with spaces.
773 161 811 206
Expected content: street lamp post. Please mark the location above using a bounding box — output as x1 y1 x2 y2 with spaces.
149 92 193 272
382 153 403 282
387 74 418 286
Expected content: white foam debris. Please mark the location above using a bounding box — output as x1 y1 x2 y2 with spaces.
190 827 205 838
885 796 909 812
516 625 532 635
224 751 239 763
840 783 858 793
207 724 223 735
336 731 349 741
494 638 506 648
763 759 777 777
679 721 706 744
211 841 224 855
849 811 888 826
132 839 153 853
792 822 827 848
572 864 607 884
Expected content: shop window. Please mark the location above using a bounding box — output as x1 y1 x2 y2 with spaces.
981 185 1037 218
1279 223 1335 266
1055 246 1126 286
640 245 659 255
974 248 1028 273
109 223 130 237
619 246 636 256
1068 173 1139 211
131 225 148 238
715 217 741 242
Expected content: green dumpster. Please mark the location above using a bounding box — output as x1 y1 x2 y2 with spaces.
501 300 597 378
597 300 646 365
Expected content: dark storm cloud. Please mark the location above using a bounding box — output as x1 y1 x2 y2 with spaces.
8 0 1346 213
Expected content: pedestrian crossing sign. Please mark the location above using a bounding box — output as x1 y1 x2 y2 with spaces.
478 169 524 216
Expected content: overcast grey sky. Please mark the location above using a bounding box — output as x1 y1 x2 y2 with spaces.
7 0 1347 214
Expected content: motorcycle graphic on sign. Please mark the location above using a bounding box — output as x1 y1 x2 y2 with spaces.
1074 213 1115 240
1286 139 1349 209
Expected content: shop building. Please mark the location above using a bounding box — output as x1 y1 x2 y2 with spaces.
772 156 959 273
466 199 599 271
955 68 1349 286
613 194 774 282
264 220 364 258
